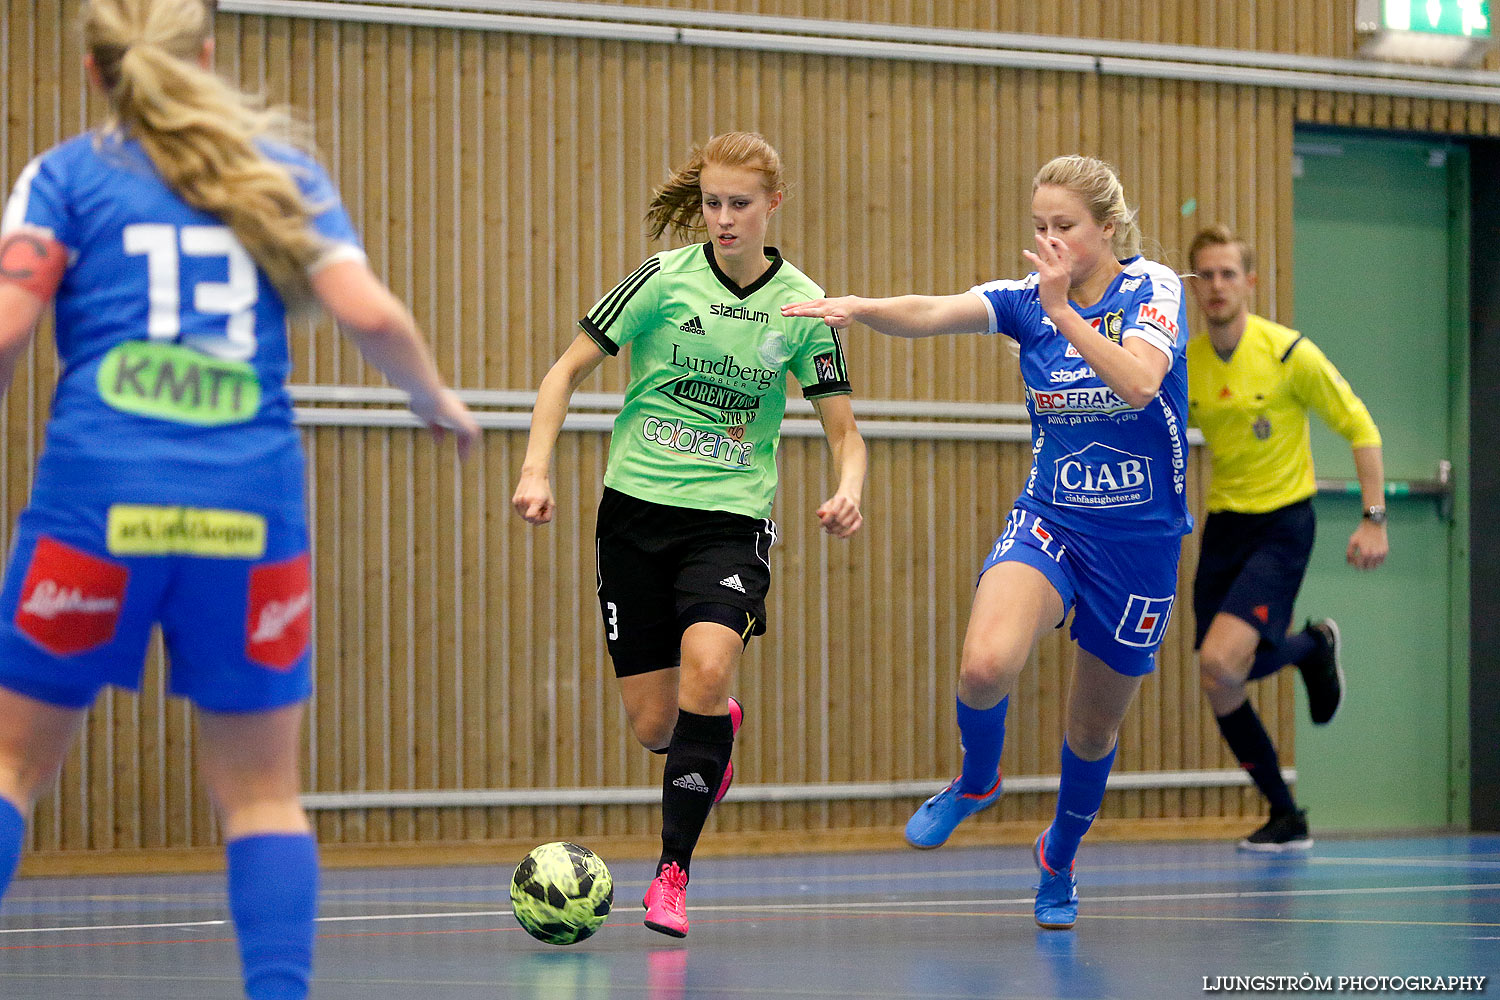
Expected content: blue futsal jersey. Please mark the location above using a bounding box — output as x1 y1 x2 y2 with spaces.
1 132 363 515
970 257 1193 541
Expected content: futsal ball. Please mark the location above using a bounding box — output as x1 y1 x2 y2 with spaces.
510 841 614 945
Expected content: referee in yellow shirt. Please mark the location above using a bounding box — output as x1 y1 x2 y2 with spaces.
1186 225 1389 852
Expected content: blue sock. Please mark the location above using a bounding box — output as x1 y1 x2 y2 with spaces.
0 797 25 903
227 833 319 1000
1247 631 1318 681
1044 740 1117 872
956 696 1008 795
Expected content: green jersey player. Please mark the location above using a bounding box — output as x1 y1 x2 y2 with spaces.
513 132 866 938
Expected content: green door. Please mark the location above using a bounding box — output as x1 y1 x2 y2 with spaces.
1291 132 1469 830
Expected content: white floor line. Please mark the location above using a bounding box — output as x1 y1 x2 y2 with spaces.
4 880 1498 936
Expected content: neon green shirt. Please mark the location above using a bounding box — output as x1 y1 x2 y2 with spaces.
580 243 852 518
1187 313 1382 514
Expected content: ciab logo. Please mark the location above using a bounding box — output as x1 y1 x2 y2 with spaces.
1051 443 1154 509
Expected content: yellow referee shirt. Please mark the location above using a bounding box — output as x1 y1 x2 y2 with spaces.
1187 314 1382 514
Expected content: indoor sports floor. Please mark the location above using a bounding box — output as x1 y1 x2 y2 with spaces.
3 834 1496 999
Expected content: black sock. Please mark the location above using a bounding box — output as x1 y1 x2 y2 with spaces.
1214 702 1297 815
658 709 734 879
1246 630 1318 681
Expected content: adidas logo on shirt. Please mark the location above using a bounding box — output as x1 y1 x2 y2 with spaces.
719 574 746 593
671 772 711 794
679 315 706 335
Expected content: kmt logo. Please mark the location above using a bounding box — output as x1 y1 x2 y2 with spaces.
14 536 129 656
246 553 312 671
1115 594 1175 648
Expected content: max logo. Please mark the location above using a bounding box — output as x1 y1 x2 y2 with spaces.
1136 303 1179 343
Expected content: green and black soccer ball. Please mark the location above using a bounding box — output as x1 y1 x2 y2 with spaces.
510 841 614 945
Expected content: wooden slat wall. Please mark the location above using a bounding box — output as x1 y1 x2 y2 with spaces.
3 0 1496 858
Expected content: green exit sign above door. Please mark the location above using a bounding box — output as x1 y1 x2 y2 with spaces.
1357 0 1494 62
1367 0 1491 36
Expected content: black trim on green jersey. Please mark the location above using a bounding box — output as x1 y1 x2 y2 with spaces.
703 241 784 300
802 381 852 399
1279 334 1305 363
579 257 663 354
579 316 619 356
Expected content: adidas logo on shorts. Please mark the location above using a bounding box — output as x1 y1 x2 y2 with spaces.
671 772 711 793
679 315 705 335
719 573 746 593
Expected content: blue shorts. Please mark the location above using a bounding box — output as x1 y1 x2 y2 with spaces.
0 499 313 713
980 505 1182 676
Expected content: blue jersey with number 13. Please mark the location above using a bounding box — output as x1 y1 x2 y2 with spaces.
1 132 363 515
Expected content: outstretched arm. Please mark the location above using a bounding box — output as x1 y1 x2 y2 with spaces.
782 293 989 339
512 332 609 525
811 394 865 538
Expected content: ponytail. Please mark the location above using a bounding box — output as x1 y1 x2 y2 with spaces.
645 131 786 241
85 0 326 310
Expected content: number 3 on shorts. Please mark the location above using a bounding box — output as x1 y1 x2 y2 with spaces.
605 601 619 640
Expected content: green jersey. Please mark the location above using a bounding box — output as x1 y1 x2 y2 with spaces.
580 243 852 519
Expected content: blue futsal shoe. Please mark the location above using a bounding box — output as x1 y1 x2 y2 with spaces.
904 770 1002 849
1032 829 1079 929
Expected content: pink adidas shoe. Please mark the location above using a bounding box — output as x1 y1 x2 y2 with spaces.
643 861 690 937
714 697 743 805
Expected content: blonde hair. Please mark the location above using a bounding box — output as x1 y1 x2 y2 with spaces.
645 131 786 241
1188 223 1256 274
84 0 324 309
1033 155 1142 260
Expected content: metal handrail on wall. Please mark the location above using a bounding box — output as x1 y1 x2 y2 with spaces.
220 0 1500 104
300 767 1298 810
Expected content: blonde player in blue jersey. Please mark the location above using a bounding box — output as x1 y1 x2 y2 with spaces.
785 155 1192 930
0 3 478 997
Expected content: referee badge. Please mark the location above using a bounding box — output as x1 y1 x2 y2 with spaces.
1252 416 1272 440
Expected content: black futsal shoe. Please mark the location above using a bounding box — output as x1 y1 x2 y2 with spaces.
1238 808 1313 853
1296 618 1344 725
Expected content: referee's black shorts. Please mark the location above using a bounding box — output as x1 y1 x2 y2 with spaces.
1192 498 1315 649
594 487 775 677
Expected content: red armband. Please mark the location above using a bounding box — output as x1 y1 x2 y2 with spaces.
0 228 66 301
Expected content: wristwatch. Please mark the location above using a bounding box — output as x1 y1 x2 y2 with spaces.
1362 504 1388 526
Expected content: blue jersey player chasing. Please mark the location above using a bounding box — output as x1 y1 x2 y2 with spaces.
784 155 1191 929
0 3 477 998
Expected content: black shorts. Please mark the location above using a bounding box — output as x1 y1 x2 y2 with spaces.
595 487 775 677
1192 499 1316 649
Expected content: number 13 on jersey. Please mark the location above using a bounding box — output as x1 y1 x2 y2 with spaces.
123 223 259 361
